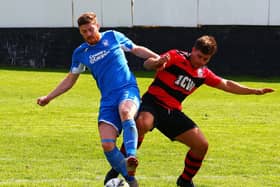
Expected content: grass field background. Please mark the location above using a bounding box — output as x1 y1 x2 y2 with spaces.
0 67 279 187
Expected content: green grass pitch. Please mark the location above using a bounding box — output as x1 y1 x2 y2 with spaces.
0 67 279 186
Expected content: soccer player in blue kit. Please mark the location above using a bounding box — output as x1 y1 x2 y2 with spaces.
37 12 159 187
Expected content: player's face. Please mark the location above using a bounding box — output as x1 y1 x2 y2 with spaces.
190 48 212 68
79 22 101 45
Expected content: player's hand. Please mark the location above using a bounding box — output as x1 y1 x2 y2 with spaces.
156 54 170 69
255 88 274 95
37 96 50 106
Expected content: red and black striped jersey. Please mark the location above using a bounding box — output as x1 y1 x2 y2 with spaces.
146 49 222 111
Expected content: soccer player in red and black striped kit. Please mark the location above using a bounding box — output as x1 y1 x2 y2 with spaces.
104 35 274 187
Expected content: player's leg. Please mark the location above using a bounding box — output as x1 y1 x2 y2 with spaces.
118 96 158 160
119 99 139 159
103 119 144 185
98 122 130 180
117 88 141 186
99 102 138 186
175 127 208 187
99 122 138 187
155 109 206 187
104 130 146 184
118 102 156 156
119 136 145 156
118 87 141 159
104 136 144 185
104 95 156 184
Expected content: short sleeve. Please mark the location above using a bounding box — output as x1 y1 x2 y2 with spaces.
113 31 135 52
70 51 86 74
204 68 222 87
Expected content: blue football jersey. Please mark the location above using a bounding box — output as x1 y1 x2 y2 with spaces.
70 30 137 98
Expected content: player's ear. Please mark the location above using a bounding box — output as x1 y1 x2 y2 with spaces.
97 23 101 30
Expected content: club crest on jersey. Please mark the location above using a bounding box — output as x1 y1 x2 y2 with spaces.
197 68 203 77
102 39 109 47
174 75 195 91
89 50 109 64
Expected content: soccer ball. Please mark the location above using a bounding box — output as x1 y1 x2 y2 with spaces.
104 178 129 187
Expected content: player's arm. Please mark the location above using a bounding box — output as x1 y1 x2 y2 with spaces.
215 79 274 95
37 73 80 106
143 54 170 70
130 45 160 60
115 31 159 60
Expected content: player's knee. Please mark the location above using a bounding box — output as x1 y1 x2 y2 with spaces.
196 140 209 156
201 140 209 153
119 108 134 121
119 101 138 121
101 142 115 152
136 114 153 136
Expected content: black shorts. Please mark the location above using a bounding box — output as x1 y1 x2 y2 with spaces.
139 93 197 140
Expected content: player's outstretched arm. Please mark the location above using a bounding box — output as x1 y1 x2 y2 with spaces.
215 79 275 95
143 54 170 70
37 73 80 106
130 45 159 59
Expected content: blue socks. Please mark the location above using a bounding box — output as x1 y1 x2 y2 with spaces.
122 119 138 157
102 119 138 182
104 147 128 176
104 146 135 181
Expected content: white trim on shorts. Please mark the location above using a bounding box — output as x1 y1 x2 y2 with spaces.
98 119 120 135
119 98 140 109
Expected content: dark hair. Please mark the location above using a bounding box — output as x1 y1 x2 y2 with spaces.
194 35 217 56
77 12 97 27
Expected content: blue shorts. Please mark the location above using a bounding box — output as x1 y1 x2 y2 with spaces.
98 86 140 135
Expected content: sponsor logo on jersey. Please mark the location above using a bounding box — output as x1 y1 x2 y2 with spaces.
89 50 110 64
174 75 195 91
